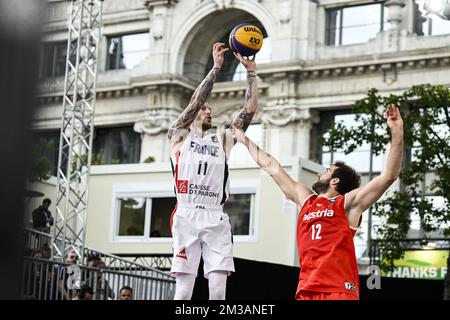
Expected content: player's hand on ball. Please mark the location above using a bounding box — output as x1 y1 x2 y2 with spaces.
233 52 256 72
231 127 246 144
384 104 403 133
212 42 229 69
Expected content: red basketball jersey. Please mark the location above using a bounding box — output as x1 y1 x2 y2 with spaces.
296 194 359 299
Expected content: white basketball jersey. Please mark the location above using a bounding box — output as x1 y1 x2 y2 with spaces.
170 131 230 207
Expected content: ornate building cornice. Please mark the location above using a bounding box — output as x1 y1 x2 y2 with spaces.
261 106 319 128
143 0 178 9
35 77 271 105
134 107 181 136
258 54 450 83
213 105 263 127
210 86 269 100
35 76 196 105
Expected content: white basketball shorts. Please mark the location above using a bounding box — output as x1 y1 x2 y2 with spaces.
170 204 235 278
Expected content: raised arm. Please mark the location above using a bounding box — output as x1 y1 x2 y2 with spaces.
232 128 313 205
346 104 404 226
168 43 228 145
229 53 257 132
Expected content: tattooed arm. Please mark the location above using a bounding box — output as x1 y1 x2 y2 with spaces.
167 67 220 141
168 42 228 149
223 52 257 154
230 53 257 131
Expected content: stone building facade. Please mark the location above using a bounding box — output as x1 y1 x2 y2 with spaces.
32 0 450 266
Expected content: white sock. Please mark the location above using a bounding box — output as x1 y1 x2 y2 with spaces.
174 273 196 300
208 271 228 300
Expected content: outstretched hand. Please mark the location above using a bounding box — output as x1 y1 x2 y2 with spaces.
233 52 256 72
384 104 403 134
212 42 229 69
231 126 247 144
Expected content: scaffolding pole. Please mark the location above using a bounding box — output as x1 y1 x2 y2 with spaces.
52 0 103 261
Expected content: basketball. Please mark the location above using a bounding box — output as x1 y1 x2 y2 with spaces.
228 23 264 57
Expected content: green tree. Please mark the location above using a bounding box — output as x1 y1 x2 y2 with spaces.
321 84 450 299
29 138 54 182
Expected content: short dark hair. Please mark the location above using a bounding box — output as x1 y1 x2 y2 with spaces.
42 198 51 205
86 254 101 263
77 284 93 299
331 161 361 195
120 286 133 294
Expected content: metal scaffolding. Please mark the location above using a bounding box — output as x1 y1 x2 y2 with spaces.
52 0 103 261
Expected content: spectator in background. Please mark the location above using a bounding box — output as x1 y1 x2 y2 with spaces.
27 246 52 299
83 254 100 291
86 254 101 268
32 198 54 233
26 250 46 299
85 259 114 300
118 286 133 300
32 251 43 259
53 250 79 300
41 244 51 259
72 284 93 300
95 261 114 300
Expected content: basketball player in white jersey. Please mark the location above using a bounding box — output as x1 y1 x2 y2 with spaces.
167 42 258 300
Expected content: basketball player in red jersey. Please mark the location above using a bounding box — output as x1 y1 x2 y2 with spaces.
233 104 403 300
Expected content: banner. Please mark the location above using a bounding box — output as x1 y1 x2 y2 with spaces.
383 250 449 280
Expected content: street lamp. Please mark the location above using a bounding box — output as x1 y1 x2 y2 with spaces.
423 0 450 20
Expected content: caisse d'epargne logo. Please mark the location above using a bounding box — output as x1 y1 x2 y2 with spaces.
177 180 188 194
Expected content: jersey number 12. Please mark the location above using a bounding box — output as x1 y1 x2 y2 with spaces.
311 224 322 240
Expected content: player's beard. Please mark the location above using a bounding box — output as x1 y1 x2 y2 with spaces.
202 120 212 131
312 178 331 194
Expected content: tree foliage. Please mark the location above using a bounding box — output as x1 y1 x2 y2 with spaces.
29 138 53 182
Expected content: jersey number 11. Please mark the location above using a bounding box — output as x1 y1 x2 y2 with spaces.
197 161 208 175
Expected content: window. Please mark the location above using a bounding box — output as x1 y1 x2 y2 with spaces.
32 130 61 177
113 192 255 240
224 193 254 236
116 196 176 239
229 124 262 164
40 42 67 78
149 197 176 237
325 3 387 46
317 112 383 173
414 0 450 36
107 33 149 70
415 13 450 36
118 197 146 236
93 126 141 165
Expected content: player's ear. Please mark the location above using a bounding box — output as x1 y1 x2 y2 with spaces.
330 177 340 186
